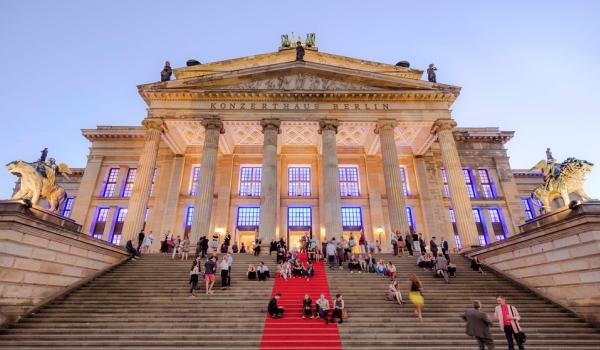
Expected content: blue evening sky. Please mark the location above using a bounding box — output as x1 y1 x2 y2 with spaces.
1 0 599 199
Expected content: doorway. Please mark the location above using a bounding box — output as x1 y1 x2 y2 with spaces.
287 207 312 251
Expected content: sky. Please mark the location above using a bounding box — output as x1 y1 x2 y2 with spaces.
0 0 599 199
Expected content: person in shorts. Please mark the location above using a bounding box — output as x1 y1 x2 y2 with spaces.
204 256 217 295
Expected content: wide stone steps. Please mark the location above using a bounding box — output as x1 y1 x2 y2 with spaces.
325 253 600 349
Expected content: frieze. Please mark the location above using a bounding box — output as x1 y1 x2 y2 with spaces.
208 102 390 111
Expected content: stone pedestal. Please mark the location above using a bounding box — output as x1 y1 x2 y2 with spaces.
466 201 600 327
0 201 128 327
433 119 479 248
319 119 343 240
190 117 224 243
121 119 163 245
258 119 280 243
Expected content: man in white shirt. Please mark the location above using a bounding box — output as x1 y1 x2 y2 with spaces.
316 293 330 324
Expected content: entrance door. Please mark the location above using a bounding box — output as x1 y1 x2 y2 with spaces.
237 230 257 252
288 230 310 251
287 207 312 251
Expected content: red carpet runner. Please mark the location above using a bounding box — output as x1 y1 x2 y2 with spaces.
259 253 342 350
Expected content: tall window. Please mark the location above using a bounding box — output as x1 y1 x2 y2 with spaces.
406 206 415 233
239 167 262 196
122 168 137 197
339 166 360 197
341 207 362 230
144 208 150 223
400 167 410 196
288 207 312 228
478 169 496 198
441 169 450 197
92 207 109 239
149 168 157 196
464 169 477 198
521 197 536 220
189 166 201 196
489 208 507 241
61 197 74 218
449 208 461 249
111 208 127 245
472 208 487 246
102 168 120 197
236 207 260 229
288 167 311 196
184 206 194 235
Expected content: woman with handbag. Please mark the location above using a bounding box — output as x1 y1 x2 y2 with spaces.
494 295 525 350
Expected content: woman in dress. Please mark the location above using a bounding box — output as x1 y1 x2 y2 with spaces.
408 274 424 321
386 261 397 281
302 293 314 319
180 236 190 261
247 264 257 280
189 260 199 298
240 242 247 254
143 231 154 253
385 280 403 304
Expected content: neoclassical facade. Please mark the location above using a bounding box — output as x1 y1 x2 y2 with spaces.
55 46 544 252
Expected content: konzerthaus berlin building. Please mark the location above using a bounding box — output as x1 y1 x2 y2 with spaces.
57 44 544 252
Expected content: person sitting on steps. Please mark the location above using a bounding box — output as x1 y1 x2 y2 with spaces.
247 264 257 280
330 294 345 324
302 294 314 319
268 292 284 318
316 293 330 324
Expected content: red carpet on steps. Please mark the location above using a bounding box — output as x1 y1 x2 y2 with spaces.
259 253 343 350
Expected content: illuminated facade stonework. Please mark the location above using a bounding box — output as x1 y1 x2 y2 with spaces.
57 47 544 251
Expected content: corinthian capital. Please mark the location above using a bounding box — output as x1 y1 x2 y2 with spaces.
431 118 457 134
201 116 225 134
318 119 339 134
142 118 165 132
374 119 397 134
260 119 281 133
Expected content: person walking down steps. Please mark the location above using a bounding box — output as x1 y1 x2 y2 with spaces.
463 300 495 350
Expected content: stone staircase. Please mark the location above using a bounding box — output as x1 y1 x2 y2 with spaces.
1 251 599 349
325 253 600 349
0 252 274 349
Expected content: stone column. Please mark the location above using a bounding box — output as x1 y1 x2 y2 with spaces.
190 117 224 243
376 120 411 235
258 119 280 243
120 119 164 245
70 155 103 227
159 154 185 242
432 119 479 248
319 119 343 240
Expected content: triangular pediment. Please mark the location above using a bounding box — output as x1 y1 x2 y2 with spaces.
140 60 459 94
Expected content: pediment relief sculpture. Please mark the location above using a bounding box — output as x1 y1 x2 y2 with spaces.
211 73 386 91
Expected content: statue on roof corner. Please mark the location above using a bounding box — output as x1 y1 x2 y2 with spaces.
530 150 593 213
160 61 172 82
295 41 305 61
305 33 316 48
5 148 72 213
427 63 437 83
280 34 291 48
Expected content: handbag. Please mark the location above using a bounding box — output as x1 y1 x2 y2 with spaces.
341 309 348 319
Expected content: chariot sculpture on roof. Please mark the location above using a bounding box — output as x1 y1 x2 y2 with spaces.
5 148 72 213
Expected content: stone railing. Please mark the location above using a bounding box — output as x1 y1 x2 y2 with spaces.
464 201 600 327
0 201 129 327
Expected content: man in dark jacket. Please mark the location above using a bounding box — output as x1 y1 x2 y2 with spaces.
441 237 450 260
137 230 145 253
268 292 284 318
405 233 414 256
462 300 495 350
429 236 438 257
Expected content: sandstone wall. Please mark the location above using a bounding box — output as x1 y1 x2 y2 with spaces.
465 201 600 327
0 201 128 326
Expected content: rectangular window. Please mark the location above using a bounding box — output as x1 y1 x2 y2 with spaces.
288 207 312 228
61 197 74 218
339 166 360 197
111 208 127 245
478 169 496 199
464 169 477 198
239 167 262 196
189 166 201 196
288 167 311 196
122 168 137 198
341 207 362 230
449 208 461 249
406 206 415 233
236 207 260 229
441 169 450 197
521 197 536 220
149 168 157 196
92 207 109 239
400 167 410 196
184 206 194 235
144 208 150 223
489 208 507 241
102 168 120 197
472 208 487 246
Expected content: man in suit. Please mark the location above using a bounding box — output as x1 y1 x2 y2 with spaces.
429 236 439 257
440 237 450 260
462 300 495 350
